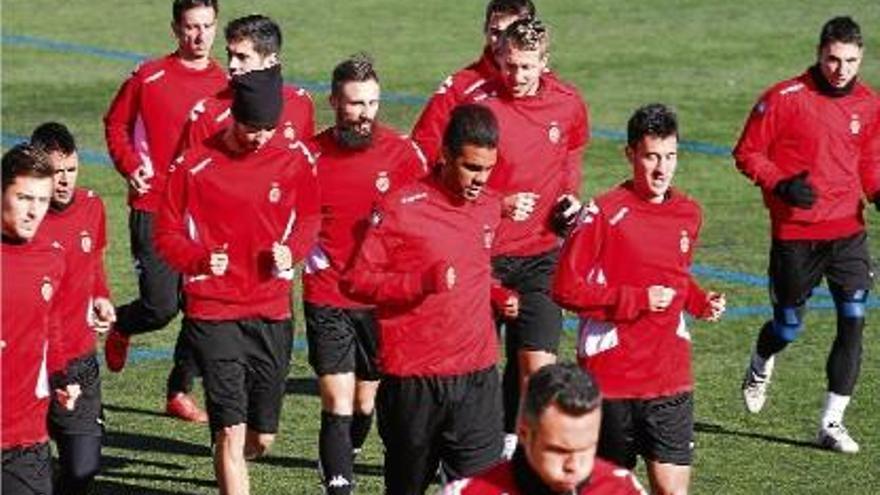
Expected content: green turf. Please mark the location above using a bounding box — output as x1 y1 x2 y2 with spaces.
3 0 880 492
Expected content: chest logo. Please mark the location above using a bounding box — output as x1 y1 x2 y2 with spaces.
548 121 561 144
370 209 383 227
680 230 691 254
283 123 296 141
80 230 93 253
850 114 861 135
269 182 282 203
375 171 390 194
483 224 494 249
40 277 54 302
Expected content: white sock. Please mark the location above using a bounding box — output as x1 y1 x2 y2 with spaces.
750 352 770 377
821 392 850 426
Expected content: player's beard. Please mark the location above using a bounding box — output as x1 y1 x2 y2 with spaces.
335 114 375 150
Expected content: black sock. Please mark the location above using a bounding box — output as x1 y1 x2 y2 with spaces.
350 412 373 454
827 315 864 395
756 320 789 359
320 412 354 495
55 434 101 495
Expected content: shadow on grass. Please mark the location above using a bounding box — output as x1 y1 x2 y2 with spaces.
285 377 319 396
92 478 195 495
104 430 211 457
254 454 383 477
695 421 823 450
104 403 168 418
102 453 186 471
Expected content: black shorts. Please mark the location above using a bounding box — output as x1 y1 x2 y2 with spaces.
183 317 293 434
2 443 52 495
378 367 503 494
48 353 103 438
492 249 563 353
597 392 694 469
769 232 873 306
304 303 380 380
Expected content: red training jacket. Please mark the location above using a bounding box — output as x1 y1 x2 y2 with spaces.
178 83 316 155
445 457 646 495
302 124 427 308
39 188 110 363
104 53 227 212
1 238 67 448
552 183 709 399
481 75 590 256
342 175 501 377
733 69 880 240
154 135 320 320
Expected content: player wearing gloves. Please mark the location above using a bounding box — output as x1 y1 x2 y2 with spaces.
553 104 724 495
343 104 507 495
31 123 113 495
154 66 319 495
734 16 879 454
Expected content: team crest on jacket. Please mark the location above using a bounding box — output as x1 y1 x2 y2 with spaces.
375 171 390 193
850 114 861 135
80 230 93 253
370 209 383 227
283 123 296 141
482 224 494 249
548 121 561 144
40 277 54 302
268 182 282 203
680 230 690 254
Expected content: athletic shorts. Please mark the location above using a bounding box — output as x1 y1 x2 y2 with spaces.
48 353 103 437
183 317 293 434
2 443 52 495
304 303 380 380
492 249 563 353
769 232 873 306
378 366 503 495
597 392 694 469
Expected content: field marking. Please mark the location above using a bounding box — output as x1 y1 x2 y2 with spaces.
3 33 732 156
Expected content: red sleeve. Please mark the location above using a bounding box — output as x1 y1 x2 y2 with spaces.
47 265 69 381
859 109 880 200
411 76 459 166
174 99 215 158
402 139 429 182
563 97 589 195
551 201 649 321
684 275 710 318
283 163 321 263
154 160 211 275
103 68 144 177
341 207 443 305
92 200 111 298
732 93 788 190
302 96 316 140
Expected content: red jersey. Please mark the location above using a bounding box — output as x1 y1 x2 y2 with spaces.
552 183 710 399
342 176 501 377
481 76 590 256
1 238 67 448
302 125 427 308
733 68 880 240
411 48 499 164
39 189 110 363
179 83 316 153
445 455 646 495
104 53 227 212
154 135 320 321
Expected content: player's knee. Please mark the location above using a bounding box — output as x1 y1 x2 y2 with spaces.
772 306 805 343
834 289 868 320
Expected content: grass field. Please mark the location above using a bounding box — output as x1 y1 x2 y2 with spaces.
3 0 880 493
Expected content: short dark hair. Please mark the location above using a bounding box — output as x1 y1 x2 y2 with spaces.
520 363 601 425
483 0 535 32
443 104 499 158
225 14 282 57
331 52 379 97
819 16 863 49
172 0 218 24
500 17 549 55
626 103 678 148
2 144 54 192
30 122 77 156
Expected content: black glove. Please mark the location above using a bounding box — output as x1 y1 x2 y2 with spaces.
551 195 581 237
774 171 815 209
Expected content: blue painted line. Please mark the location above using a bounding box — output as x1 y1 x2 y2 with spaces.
691 264 835 299
3 33 732 157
